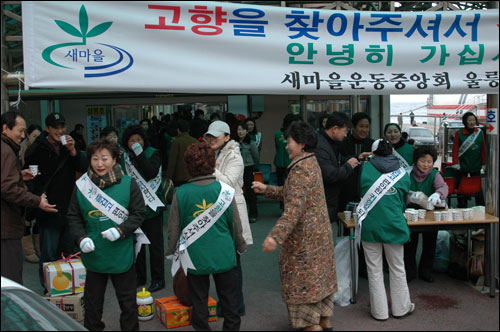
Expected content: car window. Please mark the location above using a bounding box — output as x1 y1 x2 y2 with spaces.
1 289 87 331
411 128 433 137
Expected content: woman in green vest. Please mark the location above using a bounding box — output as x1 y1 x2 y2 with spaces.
121 124 166 293
166 142 247 331
360 139 414 321
384 123 414 169
67 138 145 331
404 146 448 283
452 112 486 207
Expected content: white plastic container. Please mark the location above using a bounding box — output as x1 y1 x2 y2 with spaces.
137 288 154 321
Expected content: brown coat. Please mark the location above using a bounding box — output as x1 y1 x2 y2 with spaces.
265 153 337 305
1 134 41 239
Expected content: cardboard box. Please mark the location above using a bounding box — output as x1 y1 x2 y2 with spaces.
45 292 85 322
156 296 218 329
43 258 86 297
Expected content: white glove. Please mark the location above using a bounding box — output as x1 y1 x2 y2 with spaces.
428 193 441 206
80 237 95 253
101 227 121 242
451 164 460 170
131 142 143 156
481 165 486 174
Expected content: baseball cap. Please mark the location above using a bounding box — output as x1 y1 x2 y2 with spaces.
45 113 66 127
205 121 230 137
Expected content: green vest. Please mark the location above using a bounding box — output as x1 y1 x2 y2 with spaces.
410 168 438 197
76 176 134 274
360 162 410 244
458 129 483 173
121 147 163 220
274 130 291 168
176 181 236 275
395 143 414 167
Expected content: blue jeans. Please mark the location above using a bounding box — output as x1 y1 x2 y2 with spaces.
38 225 76 290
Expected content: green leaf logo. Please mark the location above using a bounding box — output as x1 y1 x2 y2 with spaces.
42 4 113 68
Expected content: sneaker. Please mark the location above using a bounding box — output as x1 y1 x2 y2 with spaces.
393 303 415 319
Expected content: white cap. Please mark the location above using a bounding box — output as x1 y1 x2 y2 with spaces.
371 139 382 152
205 121 230 137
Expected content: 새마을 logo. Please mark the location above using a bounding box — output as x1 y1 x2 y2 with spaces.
42 4 133 78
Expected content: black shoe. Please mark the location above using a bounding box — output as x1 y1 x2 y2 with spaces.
148 280 165 293
419 274 434 283
136 279 146 288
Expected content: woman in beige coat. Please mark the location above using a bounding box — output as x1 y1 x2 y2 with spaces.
205 120 253 316
253 121 337 331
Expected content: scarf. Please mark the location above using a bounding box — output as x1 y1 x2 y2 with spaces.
88 163 124 189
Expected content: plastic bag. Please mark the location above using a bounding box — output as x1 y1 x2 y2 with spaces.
334 237 351 307
433 231 450 273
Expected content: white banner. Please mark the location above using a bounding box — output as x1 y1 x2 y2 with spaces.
22 1 499 95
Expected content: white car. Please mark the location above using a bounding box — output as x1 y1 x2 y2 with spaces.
402 126 436 147
1 277 87 331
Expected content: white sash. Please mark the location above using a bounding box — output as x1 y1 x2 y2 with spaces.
458 130 480 157
169 181 235 276
393 149 410 171
355 167 406 248
76 173 150 257
124 153 165 212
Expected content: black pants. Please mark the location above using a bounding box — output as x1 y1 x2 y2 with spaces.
84 264 139 331
188 270 241 331
136 213 165 284
243 166 258 218
404 231 438 278
456 171 485 208
1 239 23 285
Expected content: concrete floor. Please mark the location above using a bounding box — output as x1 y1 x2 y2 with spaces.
22 197 498 331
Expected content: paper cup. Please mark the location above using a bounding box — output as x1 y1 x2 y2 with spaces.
418 209 427 219
344 211 352 220
29 165 38 177
441 211 450 221
433 211 442 221
60 135 67 145
408 211 419 222
452 210 463 221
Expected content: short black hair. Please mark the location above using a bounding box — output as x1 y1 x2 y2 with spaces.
282 113 302 132
27 124 43 135
462 112 478 126
351 112 371 127
413 145 438 163
1 111 25 130
384 123 402 136
177 119 190 133
210 113 221 122
121 124 150 150
100 126 119 138
87 138 122 163
325 112 351 130
74 123 84 130
284 120 317 152
373 139 393 157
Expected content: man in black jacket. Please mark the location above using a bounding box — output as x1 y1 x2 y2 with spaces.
24 113 88 291
315 112 359 229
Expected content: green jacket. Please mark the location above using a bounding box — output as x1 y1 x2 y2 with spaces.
175 181 236 275
458 129 484 173
360 161 410 244
274 129 291 168
395 143 414 167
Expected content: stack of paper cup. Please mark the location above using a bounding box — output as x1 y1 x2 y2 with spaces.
344 211 352 220
441 211 450 221
418 209 426 219
463 208 473 220
433 211 442 221
408 211 419 222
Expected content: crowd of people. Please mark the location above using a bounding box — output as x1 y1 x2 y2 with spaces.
1 108 487 331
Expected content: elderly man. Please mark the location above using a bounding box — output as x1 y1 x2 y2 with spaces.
1 111 57 284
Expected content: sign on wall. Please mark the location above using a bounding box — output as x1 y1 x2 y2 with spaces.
86 106 106 143
22 1 499 95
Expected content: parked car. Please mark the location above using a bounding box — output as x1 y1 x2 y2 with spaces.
402 126 436 147
1 277 87 331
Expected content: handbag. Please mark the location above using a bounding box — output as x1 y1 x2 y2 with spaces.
173 269 192 306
